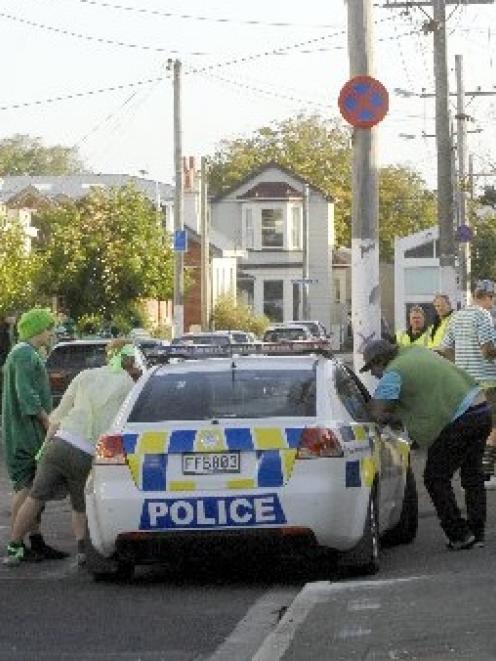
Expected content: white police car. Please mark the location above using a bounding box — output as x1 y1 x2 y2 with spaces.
85 342 417 580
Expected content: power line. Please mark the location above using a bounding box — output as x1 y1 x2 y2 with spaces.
68 0 345 29
0 11 208 55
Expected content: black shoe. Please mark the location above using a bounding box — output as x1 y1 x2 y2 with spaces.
472 532 485 548
29 535 69 560
36 543 70 560
447 532 476 551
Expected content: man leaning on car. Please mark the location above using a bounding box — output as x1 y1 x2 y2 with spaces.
361 339 492 551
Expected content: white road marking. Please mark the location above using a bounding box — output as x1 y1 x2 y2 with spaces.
207 587 299 661
252 576 429 661
337 625 372 639
347 597 381 611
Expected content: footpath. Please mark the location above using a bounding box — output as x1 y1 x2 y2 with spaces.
254 448 496 661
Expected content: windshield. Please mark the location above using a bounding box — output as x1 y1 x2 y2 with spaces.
46 344 107 370
128 368 316 421
172 335 230 346
264 328 308 342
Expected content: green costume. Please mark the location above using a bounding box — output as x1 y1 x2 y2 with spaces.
385 346 477 447
1 342 52 490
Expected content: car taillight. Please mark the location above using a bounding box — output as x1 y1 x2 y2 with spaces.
296 427 344 459
94 434 126 465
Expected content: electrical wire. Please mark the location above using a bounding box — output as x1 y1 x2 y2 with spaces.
0 11 208 55
64 0 346 30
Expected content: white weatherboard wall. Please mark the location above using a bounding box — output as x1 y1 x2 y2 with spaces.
394 227 441 330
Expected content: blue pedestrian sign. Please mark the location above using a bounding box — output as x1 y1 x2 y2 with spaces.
456 225 473 243
174 229 188 252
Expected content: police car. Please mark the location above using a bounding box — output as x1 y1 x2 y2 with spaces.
85 342 418 580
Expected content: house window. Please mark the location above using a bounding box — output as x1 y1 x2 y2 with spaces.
261 208 284 249
291 207 302 249
244 209 254 249
293 282 301 320
264 280 284 322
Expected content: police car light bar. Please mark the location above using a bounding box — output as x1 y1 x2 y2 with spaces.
161 340 333 361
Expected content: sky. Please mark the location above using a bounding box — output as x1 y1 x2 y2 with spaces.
1 0 495 192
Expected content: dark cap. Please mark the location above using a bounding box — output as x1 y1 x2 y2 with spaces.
360 339 397 373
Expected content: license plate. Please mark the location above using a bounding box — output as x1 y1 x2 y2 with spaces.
182 452 240 475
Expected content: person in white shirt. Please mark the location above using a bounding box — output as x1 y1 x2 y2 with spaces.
7 341 140 566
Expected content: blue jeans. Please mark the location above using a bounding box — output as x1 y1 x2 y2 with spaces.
424 403 492 542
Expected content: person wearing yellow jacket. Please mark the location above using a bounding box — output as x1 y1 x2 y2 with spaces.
428 294 454 349
396 305 429 347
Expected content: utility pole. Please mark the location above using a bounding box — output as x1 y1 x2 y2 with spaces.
455 53 470 304
347 0 381 376
172 59 184 337
302 183 310 319
432 0 457 303
385 0 493 305
200 156 210 330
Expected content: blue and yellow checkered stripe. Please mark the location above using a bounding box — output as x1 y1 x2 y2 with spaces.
123 428 302 492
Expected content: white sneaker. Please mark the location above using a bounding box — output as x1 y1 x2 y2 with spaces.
485 475 496 490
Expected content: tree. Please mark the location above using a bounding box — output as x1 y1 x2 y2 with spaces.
211 294 270 337
0 214 37 316
0 134 85 176
33 186 174 323
470 189 496 283
207 114 436 257
378 166 437 261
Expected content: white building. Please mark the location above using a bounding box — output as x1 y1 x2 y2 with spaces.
210 162 335 331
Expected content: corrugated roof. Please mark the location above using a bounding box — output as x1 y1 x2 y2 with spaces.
0 174 174 204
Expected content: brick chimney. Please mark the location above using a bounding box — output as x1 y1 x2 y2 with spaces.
183 156 197 192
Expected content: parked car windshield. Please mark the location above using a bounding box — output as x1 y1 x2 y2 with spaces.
128 368 316 421
46 344 108 370
263 327 309 342
171 334 231 346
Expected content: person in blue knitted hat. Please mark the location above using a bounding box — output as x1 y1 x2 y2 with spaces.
1 308 68 564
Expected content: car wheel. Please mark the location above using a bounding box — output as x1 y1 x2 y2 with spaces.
382 466 418 546
338 491 380 576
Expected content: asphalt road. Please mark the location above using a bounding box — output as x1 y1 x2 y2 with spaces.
1 449 496 660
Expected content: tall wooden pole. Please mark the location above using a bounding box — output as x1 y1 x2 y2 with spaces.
173 59 184 337
433 0 457 303
347 0 381 377
200 156 210 330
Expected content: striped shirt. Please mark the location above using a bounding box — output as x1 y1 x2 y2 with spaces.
441 305 496 385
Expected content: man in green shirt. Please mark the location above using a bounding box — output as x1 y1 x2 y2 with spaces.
361 339 492 550
1 308 68 562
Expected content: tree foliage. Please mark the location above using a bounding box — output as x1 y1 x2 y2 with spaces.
471 190 496 283
378 166 437 261
0 214 37 316
33 186 174 322
211 294 270 337
207 114 436 259
0 134 85 176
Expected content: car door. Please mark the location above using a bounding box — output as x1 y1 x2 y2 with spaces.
342 365 408 527
335 364 398 528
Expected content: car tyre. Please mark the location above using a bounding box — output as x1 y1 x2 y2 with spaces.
338 491 379 576
382 466 418 546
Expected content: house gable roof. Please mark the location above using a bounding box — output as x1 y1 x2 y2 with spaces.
212 161 334 202
237 181 302 200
